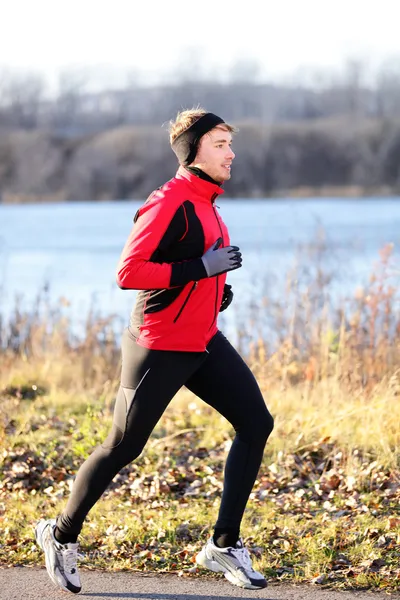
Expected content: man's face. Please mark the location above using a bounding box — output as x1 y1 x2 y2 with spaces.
191 126 235 183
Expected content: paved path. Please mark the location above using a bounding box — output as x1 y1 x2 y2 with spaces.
1 567 399 600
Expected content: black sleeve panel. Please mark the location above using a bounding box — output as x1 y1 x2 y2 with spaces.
149 204 187 261
170 258 208 286
149 202 208 286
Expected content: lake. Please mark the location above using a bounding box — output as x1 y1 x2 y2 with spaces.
1 198 399 340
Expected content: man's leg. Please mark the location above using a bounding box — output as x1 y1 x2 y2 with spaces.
185 331 274 589
55 330 204 542
36 328 204 593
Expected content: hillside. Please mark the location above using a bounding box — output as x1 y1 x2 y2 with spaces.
1 117 400 202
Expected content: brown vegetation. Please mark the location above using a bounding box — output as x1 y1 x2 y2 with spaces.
1 62 400 201
0 117 400 202
1 245 399 588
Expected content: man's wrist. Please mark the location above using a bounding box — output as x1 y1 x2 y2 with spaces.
170 258 208 286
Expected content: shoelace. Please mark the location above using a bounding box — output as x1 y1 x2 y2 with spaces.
63 548 78 574
236 547 254 571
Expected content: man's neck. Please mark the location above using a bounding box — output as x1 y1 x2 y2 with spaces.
186 166 222 187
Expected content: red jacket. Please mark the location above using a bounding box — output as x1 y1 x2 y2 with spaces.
116 166 230 351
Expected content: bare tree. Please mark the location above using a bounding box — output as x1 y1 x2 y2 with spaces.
228 57 261 84
0 70 46 129
374 57 400 118
342 58 368 118
54 67 91 133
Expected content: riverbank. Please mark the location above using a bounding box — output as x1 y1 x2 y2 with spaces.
1 333 399 591
1 185 398 204
1 249 399 591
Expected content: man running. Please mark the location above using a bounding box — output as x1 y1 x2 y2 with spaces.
35 108 274 593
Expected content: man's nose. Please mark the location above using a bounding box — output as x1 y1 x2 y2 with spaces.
227 147 235 160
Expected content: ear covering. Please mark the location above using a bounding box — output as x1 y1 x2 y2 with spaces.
171 113 225 166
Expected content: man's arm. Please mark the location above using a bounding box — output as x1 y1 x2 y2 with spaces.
116 196 207 290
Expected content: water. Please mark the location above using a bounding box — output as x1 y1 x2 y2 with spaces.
1 198 400 338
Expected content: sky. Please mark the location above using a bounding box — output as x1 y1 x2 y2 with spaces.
1 0 400 90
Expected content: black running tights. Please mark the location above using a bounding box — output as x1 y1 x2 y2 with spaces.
56 329 274 540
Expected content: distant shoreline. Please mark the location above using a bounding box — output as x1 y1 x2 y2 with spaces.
1 118 400 205
1 185 399 205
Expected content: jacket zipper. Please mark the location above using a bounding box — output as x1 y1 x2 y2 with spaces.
210 193 224 330
173 282 197 323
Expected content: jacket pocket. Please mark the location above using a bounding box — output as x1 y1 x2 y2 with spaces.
173 282 197 323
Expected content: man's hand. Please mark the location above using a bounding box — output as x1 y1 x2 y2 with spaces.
220 284 233 312
201 238 242 277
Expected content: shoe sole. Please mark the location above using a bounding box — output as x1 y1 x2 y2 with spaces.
195 549 266 590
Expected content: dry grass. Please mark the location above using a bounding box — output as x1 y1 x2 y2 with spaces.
0 243 399 590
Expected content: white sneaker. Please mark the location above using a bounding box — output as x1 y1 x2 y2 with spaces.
196 537 267 589
35 518 81 594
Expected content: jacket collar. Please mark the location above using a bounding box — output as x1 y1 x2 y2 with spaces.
176 166 225 202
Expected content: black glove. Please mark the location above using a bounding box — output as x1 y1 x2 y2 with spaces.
220 284 233 312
